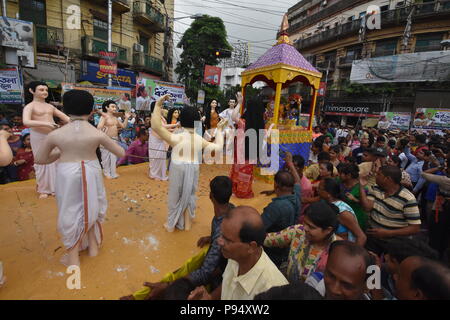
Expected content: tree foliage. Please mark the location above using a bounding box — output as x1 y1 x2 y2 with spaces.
175 15 233 104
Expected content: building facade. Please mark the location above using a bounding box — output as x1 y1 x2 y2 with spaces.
1 0 174 93
286 0 450 125
219 67 245 91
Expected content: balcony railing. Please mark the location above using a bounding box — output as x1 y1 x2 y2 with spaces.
82 36 130 64
90 0 130 13
295 1 450 51
133 1 165 32
316 60 336 71
338 54 362 67
372 48 397 58
289 0 356 33
133 52 163 74
36 25 64 50
414 44 444 53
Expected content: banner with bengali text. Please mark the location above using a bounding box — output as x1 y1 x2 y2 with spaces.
412 108 450 130
0 67 23 104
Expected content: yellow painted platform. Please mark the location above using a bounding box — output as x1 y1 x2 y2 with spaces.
0 163 272 300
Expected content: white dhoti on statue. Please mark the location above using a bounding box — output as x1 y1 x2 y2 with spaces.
148 130 168 181
100 139 120 178
30 129 57 195
224 127 235 158
167 161 199 230
56 160 107 251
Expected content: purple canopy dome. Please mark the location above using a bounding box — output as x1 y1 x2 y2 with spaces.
244 15 320 76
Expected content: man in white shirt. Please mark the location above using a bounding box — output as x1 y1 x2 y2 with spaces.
334 126 348 145
188 206 288 300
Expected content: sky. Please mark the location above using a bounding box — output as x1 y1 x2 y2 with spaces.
166 0 301 65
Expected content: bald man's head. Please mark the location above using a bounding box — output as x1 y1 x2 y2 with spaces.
218 206 265 261
396 256 450 300
275 170 294 191
225 206 265 246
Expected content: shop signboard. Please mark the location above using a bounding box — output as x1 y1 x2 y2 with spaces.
61 83 131 110
0 17 36 68
135 76 185 111
412 108 450 131
80 61 136 87
378 112 411 130
0 67 23 104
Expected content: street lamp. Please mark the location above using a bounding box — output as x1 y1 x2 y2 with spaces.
171 14 204 21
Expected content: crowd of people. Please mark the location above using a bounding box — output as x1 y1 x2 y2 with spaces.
121 106 450 300
1 81 450 300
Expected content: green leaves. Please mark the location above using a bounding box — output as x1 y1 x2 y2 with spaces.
175 15 233 104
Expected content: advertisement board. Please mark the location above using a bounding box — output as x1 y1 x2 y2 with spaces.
80 61 136 87
318 82 326 97
378 112 411 130
203 65 222 85
350 51 450 84
0 17 36 68
0 67 23 104
135 76 185 111
99 51 118 75
197 90 205 105
61 83 132 110
412 108 450 130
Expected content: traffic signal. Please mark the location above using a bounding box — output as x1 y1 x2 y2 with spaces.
214 49 232 58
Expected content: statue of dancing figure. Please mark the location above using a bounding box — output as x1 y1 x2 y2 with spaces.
151 94 227 232
22 81 70 198
35 90 125 267
97 100 130 179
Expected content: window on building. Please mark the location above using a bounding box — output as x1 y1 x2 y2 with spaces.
93 18 108 41
374 39 398 57
139 35 150 54
344 45 362 63
415 33 444 53
19 0 46 25
396 1 405 8
322 51 337 69
380 5 389 11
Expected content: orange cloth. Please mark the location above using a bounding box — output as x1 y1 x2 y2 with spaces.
210 111 219 128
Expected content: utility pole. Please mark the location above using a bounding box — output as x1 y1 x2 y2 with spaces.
64 48 70 83
161 1 171 82
163 16 170 81
107 0 112 87
2 0 7 16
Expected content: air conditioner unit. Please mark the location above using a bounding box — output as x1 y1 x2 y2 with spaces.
133 43 144 53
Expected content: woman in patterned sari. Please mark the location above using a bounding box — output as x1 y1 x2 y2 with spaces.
264 201 340 282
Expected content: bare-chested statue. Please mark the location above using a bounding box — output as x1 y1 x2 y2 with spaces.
34 90 125 267
151 94 227 232
22 81 70 198
97 100 130 179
